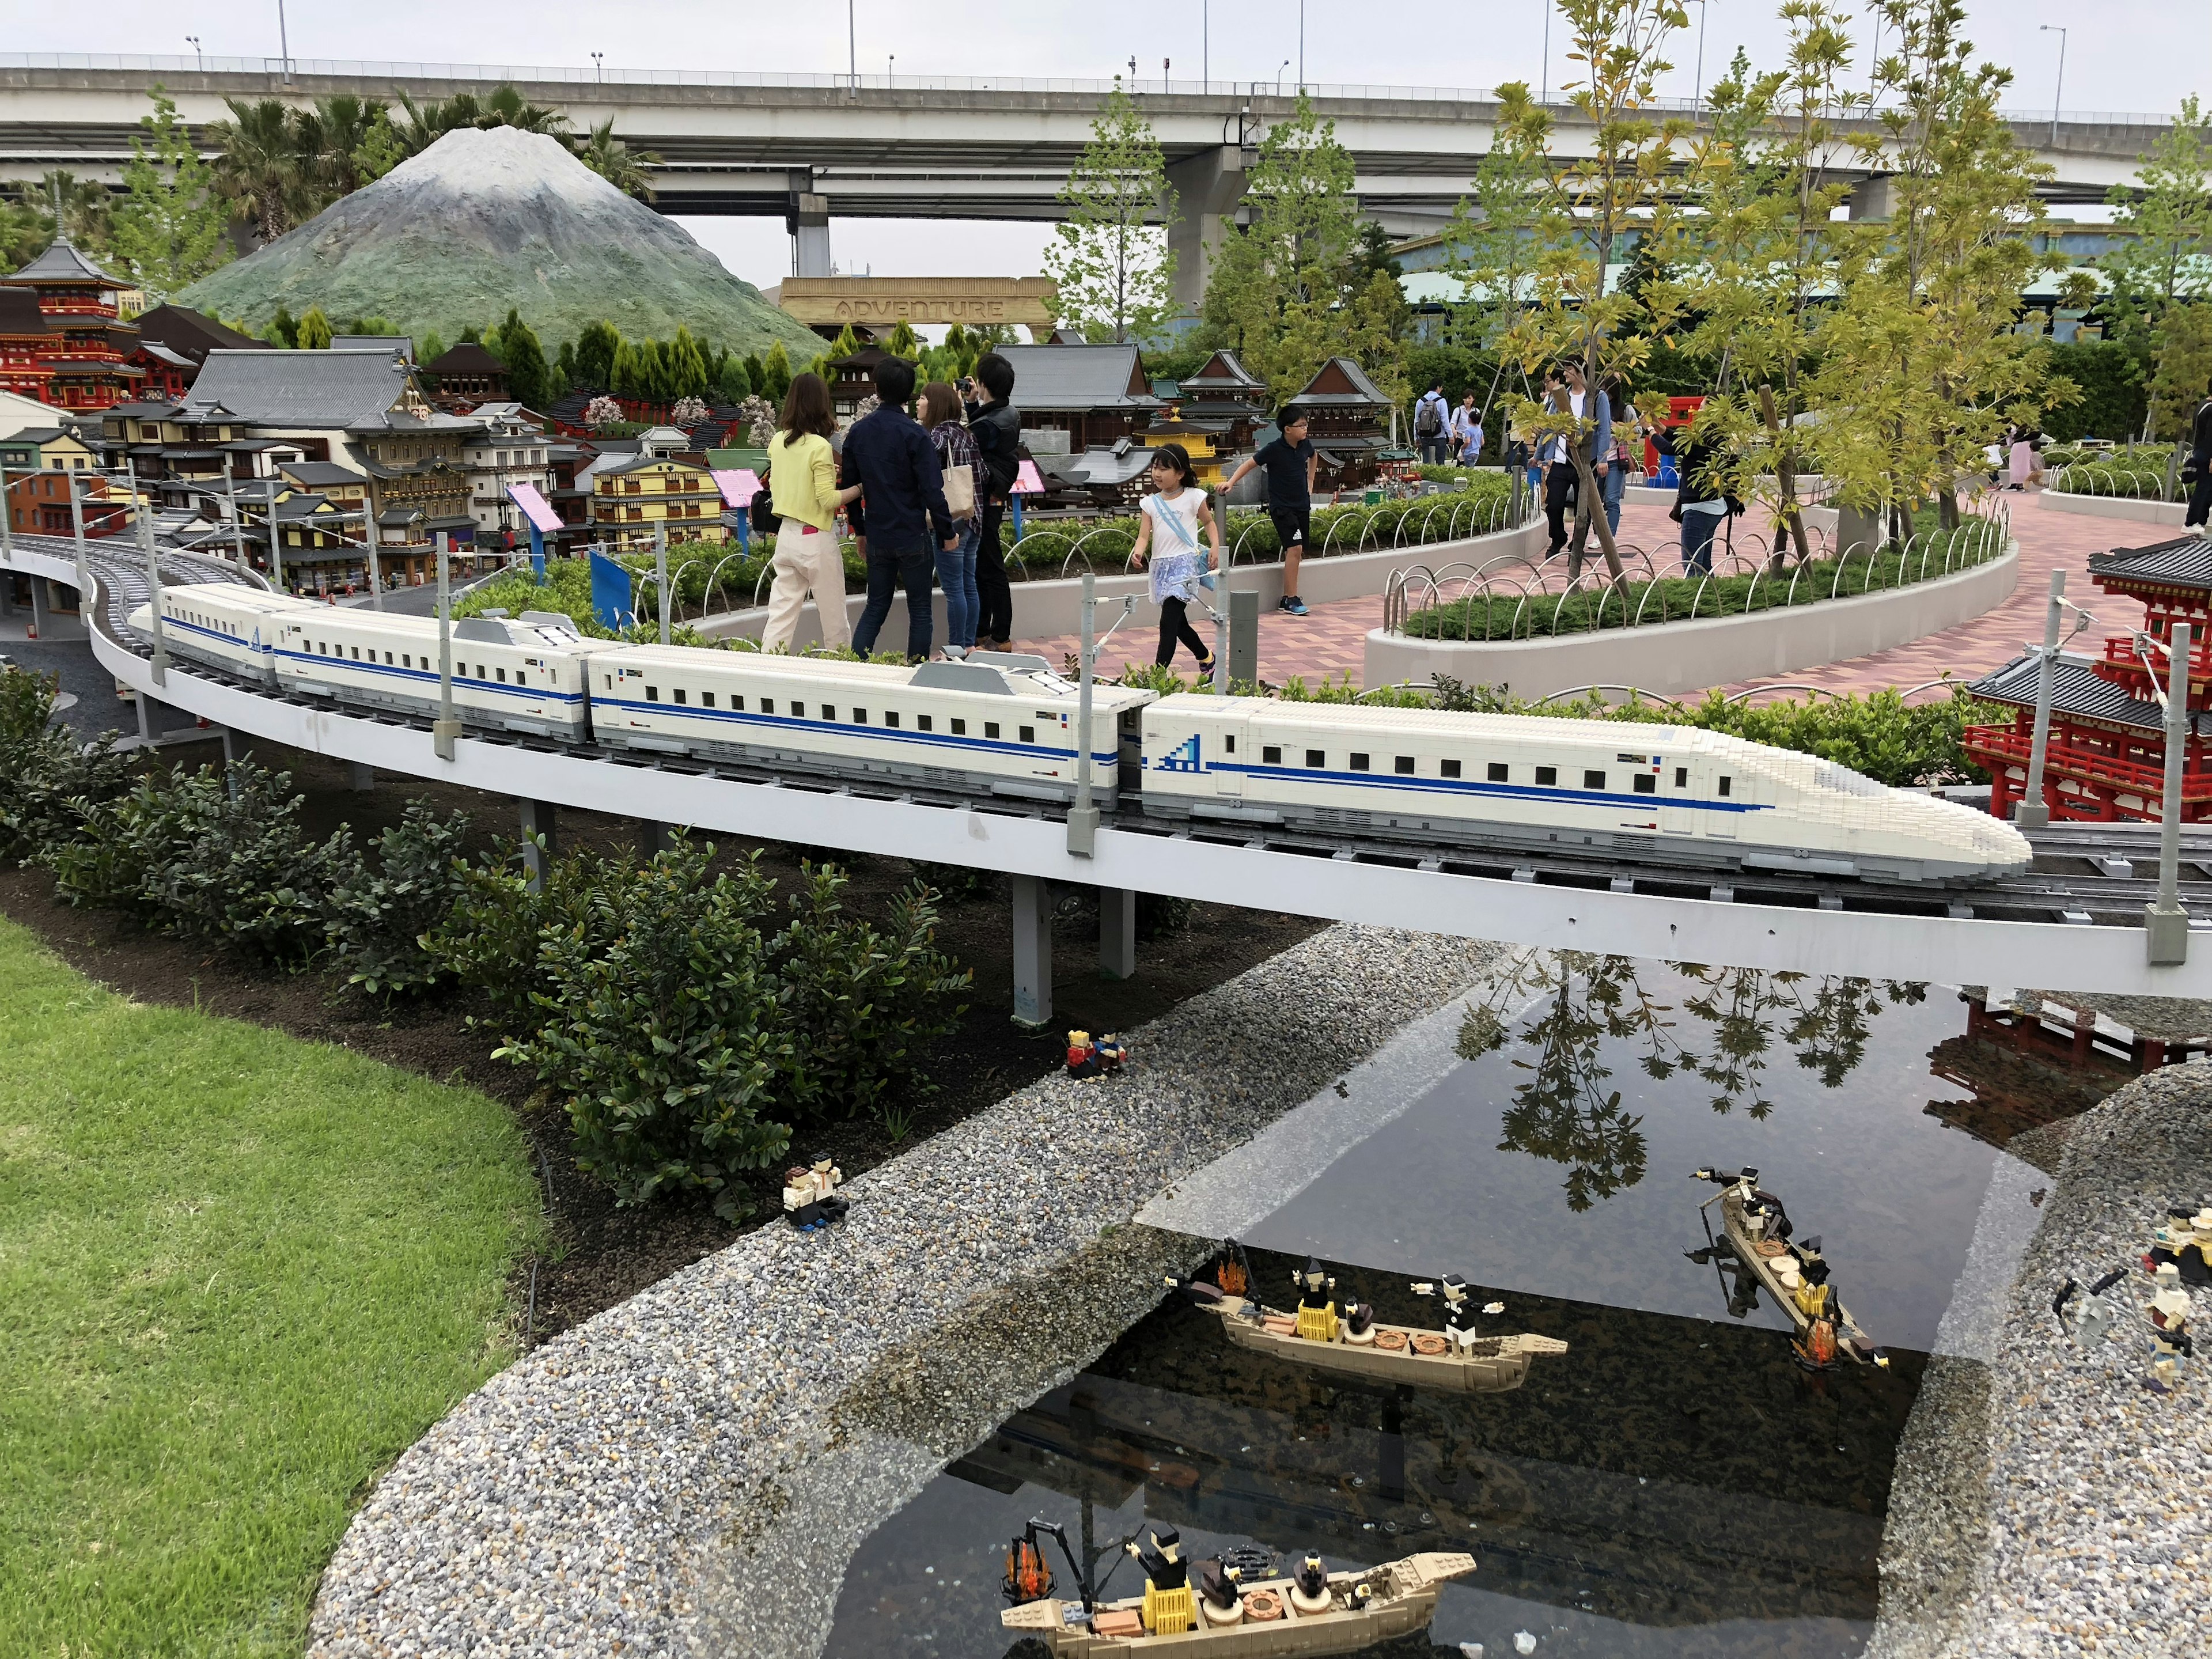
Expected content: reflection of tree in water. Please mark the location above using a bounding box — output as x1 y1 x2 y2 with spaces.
1459 952 1925 1209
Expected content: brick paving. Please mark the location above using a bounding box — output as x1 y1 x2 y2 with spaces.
1009 493 2157 699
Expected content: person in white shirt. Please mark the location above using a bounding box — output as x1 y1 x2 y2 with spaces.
1452 392 1484 465
1540 363 1611 561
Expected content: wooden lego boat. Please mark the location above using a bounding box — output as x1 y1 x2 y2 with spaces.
1185 1287 1567 1394
1001 1550 1476 1655
1697 1170 1887 1368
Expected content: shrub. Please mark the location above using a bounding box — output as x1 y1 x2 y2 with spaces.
44 768 210 920
426 837 621 1033
0 669 134 865
326 802 474 997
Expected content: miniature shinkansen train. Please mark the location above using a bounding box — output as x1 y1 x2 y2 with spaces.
131 583 2032 881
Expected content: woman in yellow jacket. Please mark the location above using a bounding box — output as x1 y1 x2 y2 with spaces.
762 372 862 653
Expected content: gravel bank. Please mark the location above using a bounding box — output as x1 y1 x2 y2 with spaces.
1868 1062 2212 1659
307 923 1502 1658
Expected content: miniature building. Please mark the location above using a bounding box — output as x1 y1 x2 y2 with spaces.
424 340 506 404
3 464 126 537
1291 357 1393 493
1134 415 1229 489
332 334 415 362
1965 535 2212 823
994 343 1162 452
590 452 727 549
1175 350 1269 454
458 403 555 550
827 345 896 418
0 234 142 410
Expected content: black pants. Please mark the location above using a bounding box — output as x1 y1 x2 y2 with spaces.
1268 502 1310 556
1544 463 1581 554
974 496 1013 644
853 546 934 661
1157 596 1210 668
2189 454 2211 528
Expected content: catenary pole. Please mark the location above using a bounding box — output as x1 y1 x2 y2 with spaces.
2016 569 2063 828
140 496 168 685
433 531 460 760
2147 622 2192 964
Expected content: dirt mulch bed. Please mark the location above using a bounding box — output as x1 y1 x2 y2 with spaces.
1 734 1323 1343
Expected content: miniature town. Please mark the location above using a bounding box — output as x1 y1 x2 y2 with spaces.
1 7 2209 1659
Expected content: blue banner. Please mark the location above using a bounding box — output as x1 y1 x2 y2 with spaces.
590 548 634 631
528 522 546 582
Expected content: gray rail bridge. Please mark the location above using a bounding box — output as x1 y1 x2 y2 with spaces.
0 52 2171 292
11 527 2212 1007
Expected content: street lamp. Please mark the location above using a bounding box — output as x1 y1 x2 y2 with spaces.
888 53 895 86
1298 0 1305 92
2040 25 2067 146
591 51 603 82
275 0 292 83
186 35 202 70
1541 3 1551 102
1275 58 1289 97
1690 0 1712 112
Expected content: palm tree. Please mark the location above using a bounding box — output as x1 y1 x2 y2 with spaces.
207 97 306 243
576 119 660 200
299 93 382 199
387 86 573 162
478 85 572 139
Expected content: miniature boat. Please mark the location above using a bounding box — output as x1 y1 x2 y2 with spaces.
1173 1249 1567 1395
1001 1545 1476 1655
1691 1168 1888 1368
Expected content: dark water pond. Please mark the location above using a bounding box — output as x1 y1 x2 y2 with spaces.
821 955 2131 1659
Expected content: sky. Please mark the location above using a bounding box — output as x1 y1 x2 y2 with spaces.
14 0 2205 287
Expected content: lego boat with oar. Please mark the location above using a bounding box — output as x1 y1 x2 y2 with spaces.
1169 1243 1568 1395
1689 1168 1889 1369
1000 1514 1475 1654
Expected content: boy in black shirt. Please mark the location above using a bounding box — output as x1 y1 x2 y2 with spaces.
1224 405 1317 615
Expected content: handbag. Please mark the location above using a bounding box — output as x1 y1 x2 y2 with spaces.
942 460 976 520
749 484 776 536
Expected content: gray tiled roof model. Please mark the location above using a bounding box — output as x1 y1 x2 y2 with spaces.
426 342 506 376
1183 349 1265 390
278 460 366 487
334 335 415 359
192 348 418 429
1 236 126 287
995 343 1161 412
1294 356 1390 406
2087 536 2212 592
1967 649 2183 734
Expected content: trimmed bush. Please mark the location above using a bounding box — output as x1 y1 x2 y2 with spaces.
0 669 134 866
326 803 474 997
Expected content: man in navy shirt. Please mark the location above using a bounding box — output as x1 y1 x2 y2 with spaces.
1223 405 1317 616
840 355 956 660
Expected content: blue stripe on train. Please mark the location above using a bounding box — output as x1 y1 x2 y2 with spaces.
593 695 1114 767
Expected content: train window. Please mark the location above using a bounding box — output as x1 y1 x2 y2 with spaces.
1305 749 1325 768
1350 753 1370 772
985 722 1000 740
1584 770 1605 790
1718 775 1732 797
1634 773 1656 794
1263 745 1282 764
917 714 933 732
1486 762 1506 782
732 695 745 711
672 687 684 704
1015 725 1032 744
950 718 965 735
603 673 612 688
385 652 394 665
646 685 659 702
851 709 865 724
760 698 774 714
351 646 361 660
1442 759 1463 779
1536 766 1557 786
702 692 715 709
885 711 900 728
1675 766 1688 787
498 668 509 683
1392 755 1413 774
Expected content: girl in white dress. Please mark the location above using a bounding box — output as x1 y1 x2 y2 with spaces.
1128 444 1226 674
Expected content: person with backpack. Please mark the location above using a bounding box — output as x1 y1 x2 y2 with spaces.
919 380 984 658
1414 381 1451 466
2186 389 2212 539
760 372 862 653
962 352 1022 650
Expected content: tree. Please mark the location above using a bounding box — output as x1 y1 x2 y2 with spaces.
208 96 309 244
668 327 711 400
297 93 383 203
1495 0 1694 581
107 89 233 302
39 170 114 253
744 352 768 396
885 319 922 359
264 305 299 349
385 87 571 161
760 340 793 403
577 119 660 200
355 107 407 181
492 309 554 410
0 192 47 274
2101 99 2212 439
1043 79 1177 344
297 306 333 350
573 321 622 391
717 352 753 403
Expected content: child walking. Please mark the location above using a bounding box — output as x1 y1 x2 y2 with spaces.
1128 444 1224 675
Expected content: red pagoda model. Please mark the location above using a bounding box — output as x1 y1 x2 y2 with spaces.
0 233 142 411
1964 535 2212 824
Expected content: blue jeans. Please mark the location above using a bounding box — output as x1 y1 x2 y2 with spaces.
935 520 981 649
853 545 935 660
1682 508 1723 575
1603 463 1626 535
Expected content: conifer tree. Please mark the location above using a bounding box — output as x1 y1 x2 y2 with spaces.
107 88 232 302
574 320 623 391
760 340 793 402
494 308 553 410
886 319 922 358
1044 78 1177 344
297 305 334 350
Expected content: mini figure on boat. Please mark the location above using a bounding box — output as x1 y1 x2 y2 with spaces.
1169 1241 1567 1395
2144 1199 2212 1287
2145 1259 2196 1395
1689 1168 1888 1369
1067 1030 1130 1080
783 1157 848 1230
999 1508 1476 1654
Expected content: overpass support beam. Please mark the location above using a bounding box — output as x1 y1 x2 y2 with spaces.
1012 874 1052 1028
1166 145 1251 315
518 798 559 892
1848 175 1896 220
787 182 833 280
1099 886 1137 981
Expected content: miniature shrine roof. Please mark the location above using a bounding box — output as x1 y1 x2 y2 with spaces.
0 289 51 335
2086 536 2212 594
995 343 1161 412
1 235 126 288
426 342 506 377
194 348 419 429
1294 356 1389 407
1967 650 2186 736
1182 349 1264 392
132 304 259 364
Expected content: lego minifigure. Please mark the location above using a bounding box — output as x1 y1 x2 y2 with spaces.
782 1158 849 1230
2145 1260 2195 1395
2146 1200 2212 1287
1126 1526 1194 1634
2054 1267 2128 1350
1411 1275 1510 1351
1065 1030 1130 1080
1293 1257 1338 1342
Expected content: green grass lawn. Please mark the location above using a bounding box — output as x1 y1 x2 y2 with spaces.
0 918 543 1657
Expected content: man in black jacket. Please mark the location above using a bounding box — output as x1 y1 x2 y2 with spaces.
1651 416 1734 574
2188 390 2212 538
841 355 956 660
963 352 1022 649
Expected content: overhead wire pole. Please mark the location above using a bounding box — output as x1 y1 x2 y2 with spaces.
655 521 671 645
139 497 169 687
2039 25 2067 146
433 531 460 761
2147 621 2192 964
2016 569 2064 829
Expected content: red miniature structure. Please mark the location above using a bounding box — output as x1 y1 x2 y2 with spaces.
1965 536 2212 824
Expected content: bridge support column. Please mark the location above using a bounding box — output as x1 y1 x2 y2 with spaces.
1166 144 1251 316
134 690 154 745
787 182 833 279
1 572 13 617
642 819 674 854
27 573 50 638
1012 874 1052 1028
1848 175 1897 220
1099 886 1137 981
518 798 559 892
349 762 375 791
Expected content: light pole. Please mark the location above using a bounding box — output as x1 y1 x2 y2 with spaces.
1203 0 1208 90
888 54 895 87
275 0 292 82
1298 0 1305 92
1275 58 1289 97
1866 7 1881 103
187 35 202 70
1690 0 1712 112
848 0 857 93
591 51 603 82
2040 25 2067 146
1541 3 1551 101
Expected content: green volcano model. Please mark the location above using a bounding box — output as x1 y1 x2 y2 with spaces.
180 125 820 357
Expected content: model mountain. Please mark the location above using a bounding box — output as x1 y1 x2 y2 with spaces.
179 126 819 357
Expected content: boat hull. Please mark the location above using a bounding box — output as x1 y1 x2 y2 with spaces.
1197 1296 1566 1394
1718 1193 1874 1363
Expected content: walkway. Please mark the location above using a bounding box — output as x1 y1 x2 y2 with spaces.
1011 494 2145 699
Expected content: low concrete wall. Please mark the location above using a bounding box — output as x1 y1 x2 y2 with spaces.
693 516 1547 649
1363 539 2018 697
2039 490 2187 527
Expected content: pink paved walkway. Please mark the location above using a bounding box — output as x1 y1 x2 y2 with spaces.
1010 493 2141 698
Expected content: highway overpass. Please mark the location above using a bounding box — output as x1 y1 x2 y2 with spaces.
0 52 2175 295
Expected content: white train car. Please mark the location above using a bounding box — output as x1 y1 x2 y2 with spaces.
274 607 593 741
1139 694 2031 882
589 646 1155 806
128 582 328 687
